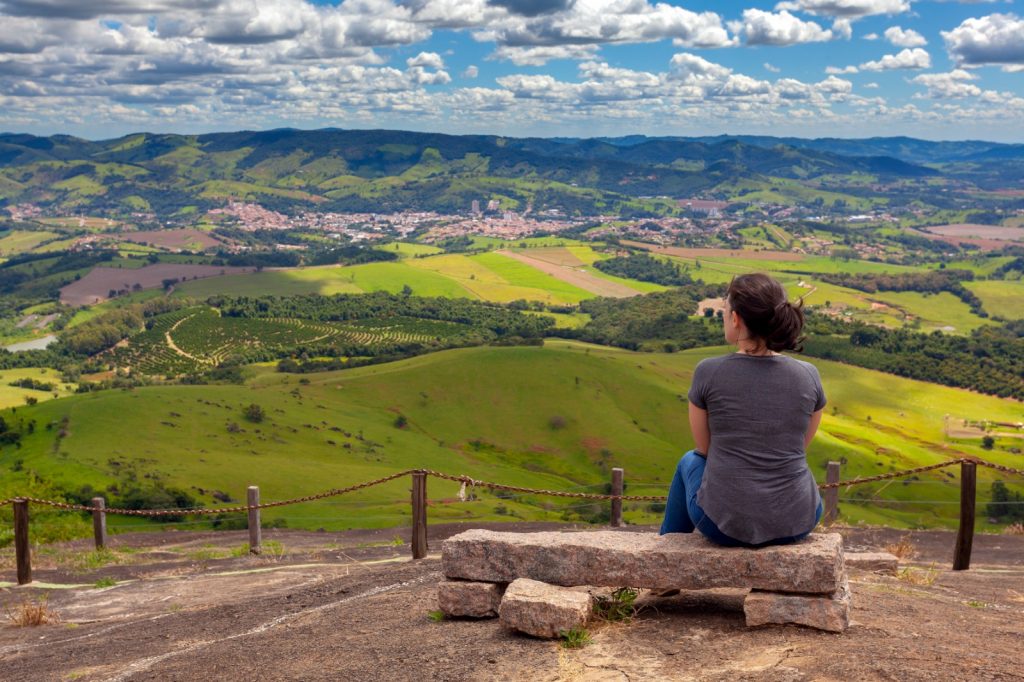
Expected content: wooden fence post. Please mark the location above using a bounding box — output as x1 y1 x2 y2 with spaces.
953 460 977 571
91 497 107 551
411 471 427 560
247 486 261 555
824 461 840 525
14 500 30 585
610 467 624 528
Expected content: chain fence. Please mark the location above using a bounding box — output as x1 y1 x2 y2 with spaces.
2 458 1022 517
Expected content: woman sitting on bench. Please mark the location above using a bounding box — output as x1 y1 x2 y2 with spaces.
661 273 825 547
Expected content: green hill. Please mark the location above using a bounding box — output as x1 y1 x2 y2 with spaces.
2 341 1020 542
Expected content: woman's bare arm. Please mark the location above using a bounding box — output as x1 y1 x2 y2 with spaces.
805 409 824 450
689 402 711 456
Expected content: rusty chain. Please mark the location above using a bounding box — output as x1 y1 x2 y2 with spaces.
8 470 418 517
3 459 1022 516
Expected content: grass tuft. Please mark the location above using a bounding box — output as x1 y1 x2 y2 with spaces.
5 596 60 627
1002 522 1024 536
884 536 918 560
93 577 117 588
427 610 445 622
559 626 592 649
897 564 939 586
593 587 638 623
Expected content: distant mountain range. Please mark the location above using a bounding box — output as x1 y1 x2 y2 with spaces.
0 128 1019 218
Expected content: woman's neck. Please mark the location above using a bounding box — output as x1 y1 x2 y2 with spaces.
736 338 777 356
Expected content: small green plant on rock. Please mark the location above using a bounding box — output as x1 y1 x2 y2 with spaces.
559 626 592 648
593 587 638 623
427 610 445 622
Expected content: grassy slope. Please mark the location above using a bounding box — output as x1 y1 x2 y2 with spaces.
965 280 1024 320
3 341 1020 533
0 368 76 409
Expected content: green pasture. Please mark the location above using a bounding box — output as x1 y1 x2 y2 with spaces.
965 280 1024 320
869 291 996 333
468 252 593 303
387 242 444 258
0 230 60 256
406 253 584 304
1 341 1020 539
0 368 76 409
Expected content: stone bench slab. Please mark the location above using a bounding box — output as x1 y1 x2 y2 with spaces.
442 530 844 595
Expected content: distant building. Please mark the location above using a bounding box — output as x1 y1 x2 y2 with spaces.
471 200 480 214
680 199 728 217
486 199 500 212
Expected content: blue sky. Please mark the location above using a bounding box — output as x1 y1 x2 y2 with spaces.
0 0 1022 141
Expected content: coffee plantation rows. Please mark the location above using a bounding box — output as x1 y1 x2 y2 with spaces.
109 306 475 376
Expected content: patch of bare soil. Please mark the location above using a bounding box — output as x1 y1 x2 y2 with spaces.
60 264 252 306
117 230 223 251
924 224 1024 242
623 241 805 262
1 524 1022 681
496 251 641 299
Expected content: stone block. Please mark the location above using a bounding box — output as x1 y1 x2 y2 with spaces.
437 580 505 618
744 578 851 633
846 551 898 574
442 530 843 595
499 578 592 639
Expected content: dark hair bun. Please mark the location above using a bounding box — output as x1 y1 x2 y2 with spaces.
726 274 805 352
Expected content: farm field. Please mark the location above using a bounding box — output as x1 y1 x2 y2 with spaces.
60 264 253 306
925 224 1024 241
115 229 222 251
110 306 476 376
0 368 76 409
965 280 1024 320
0 230 60 256
172 248 660 305
4 341 1020 537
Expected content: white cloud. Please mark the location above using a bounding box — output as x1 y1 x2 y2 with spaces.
884 26 926 47
462 64 479 78
826 65 859 74
732 9 833 46
489 44 599 65
763 62 781 73
911 69 982 98
860 47 931 70
863 32 879 40
668 53 732 83
774 0 910 18
942 13 1024 70
864 81 879 88
406 51 445 69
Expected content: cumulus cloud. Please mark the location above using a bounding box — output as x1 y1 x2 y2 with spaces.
485 0 570 17
774 0 910 18
462 64 479 78
490 44 599 65
763 62 781 72
911 69 982 98
860 47 931 70
731 9 834 46
477 0 736 58
942 13 1024 69
884 25 926 47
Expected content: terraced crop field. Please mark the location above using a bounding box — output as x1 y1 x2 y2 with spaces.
110 307 473 375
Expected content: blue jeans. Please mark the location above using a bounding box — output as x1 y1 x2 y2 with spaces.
659 450 823 548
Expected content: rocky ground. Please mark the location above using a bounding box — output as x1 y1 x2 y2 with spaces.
1 523 1022 681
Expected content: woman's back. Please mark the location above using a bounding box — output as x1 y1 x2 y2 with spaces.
689 353 825 545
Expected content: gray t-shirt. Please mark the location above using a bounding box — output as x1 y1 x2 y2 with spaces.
688 353 826 545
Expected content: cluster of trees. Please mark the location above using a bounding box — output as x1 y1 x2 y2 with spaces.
307 245 398 266
555 285 725 351
815 269 987 317
987 481 1024 522
802 315 1023 399
993 257 1024 279
592 254 693 286
211 292 554 338
59 297 191 357
8 377 55 391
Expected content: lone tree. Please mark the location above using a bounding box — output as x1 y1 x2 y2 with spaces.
243 403 265 423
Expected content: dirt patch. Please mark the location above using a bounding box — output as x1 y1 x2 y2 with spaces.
1 525 1022 681
496 250 641 299
907 229 1015 252
924 223 1024 241
117 229 223 251
624 240 805 262
60 264 252 306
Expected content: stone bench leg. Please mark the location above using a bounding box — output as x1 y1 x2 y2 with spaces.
744 577 851 633
438 580 505 618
